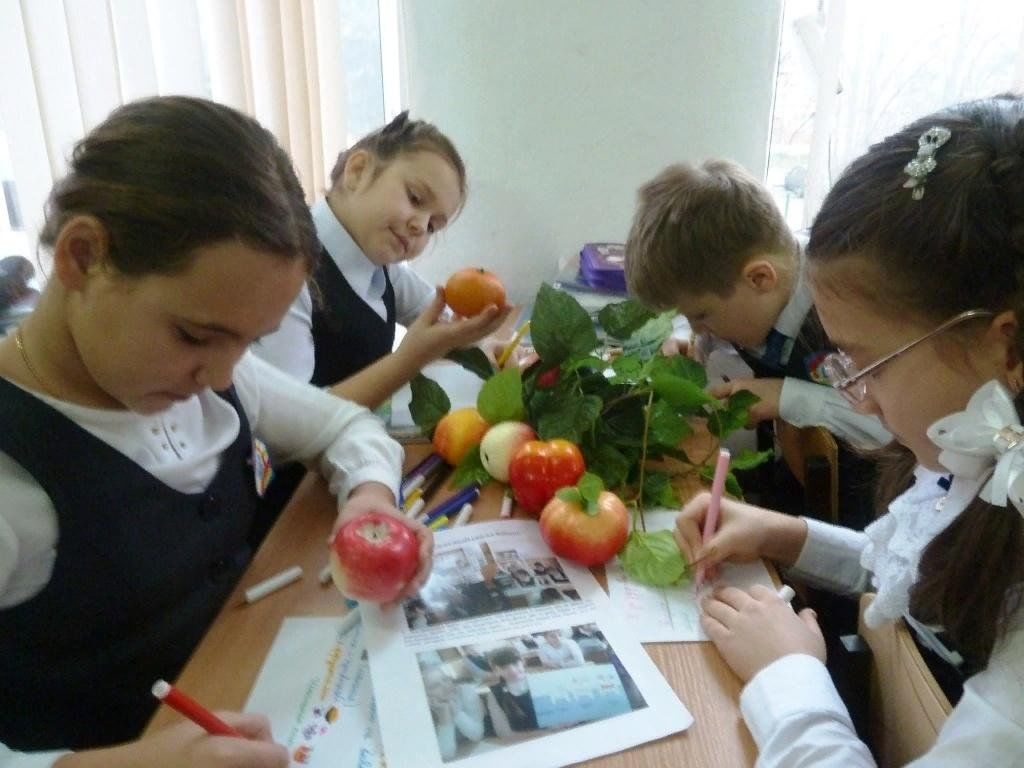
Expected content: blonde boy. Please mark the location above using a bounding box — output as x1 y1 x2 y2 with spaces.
624 159 889 452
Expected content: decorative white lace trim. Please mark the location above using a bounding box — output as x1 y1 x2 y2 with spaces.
860 467 984 628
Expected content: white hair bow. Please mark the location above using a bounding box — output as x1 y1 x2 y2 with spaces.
926 380 1024 515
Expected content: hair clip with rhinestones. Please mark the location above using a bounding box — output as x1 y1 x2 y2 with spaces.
903 126 952 200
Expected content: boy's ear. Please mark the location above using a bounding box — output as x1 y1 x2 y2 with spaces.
52 215 109 290
341 149 374 191
741 259 779 293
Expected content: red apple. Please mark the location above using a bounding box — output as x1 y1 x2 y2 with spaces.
330 512 419 602
479 421 536 482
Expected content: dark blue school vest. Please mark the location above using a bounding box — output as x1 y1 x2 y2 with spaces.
0 378 258 750
309 246 397 387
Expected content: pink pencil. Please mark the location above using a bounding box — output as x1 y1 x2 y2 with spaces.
695 448 730 590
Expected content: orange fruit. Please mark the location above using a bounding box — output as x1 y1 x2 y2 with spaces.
444 268 506 317
432 407 490 465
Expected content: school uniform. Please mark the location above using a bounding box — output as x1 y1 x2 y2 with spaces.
0 352 402 766
735 264 891 451
731 265 888 533
740 469 1024 766
253 198 436 385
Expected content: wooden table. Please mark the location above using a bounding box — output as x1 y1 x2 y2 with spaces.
146 445 759 766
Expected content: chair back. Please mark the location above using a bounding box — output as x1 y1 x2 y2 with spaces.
775 420 840 523
857 593 952 767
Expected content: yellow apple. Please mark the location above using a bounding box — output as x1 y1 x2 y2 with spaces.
479 421 536 482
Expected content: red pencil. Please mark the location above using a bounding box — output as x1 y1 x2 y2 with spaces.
151 679 243 738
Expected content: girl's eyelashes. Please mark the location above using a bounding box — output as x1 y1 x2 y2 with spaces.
176 327 207 346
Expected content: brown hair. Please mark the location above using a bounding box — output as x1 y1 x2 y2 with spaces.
807 94 1024 666
40 96 318 276
487 645 522 669
624 159 798 309
329 111 467 212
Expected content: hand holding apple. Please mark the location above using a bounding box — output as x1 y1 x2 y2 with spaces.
331 483 433 601
330 512 421 603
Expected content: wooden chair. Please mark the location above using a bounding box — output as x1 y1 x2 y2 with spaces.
774 419 840 523
857 594 953 766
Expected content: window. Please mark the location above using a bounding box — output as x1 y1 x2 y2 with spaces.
767 0 1024 230
0 0 395 269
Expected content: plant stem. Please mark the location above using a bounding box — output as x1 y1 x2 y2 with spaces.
634 389 655 533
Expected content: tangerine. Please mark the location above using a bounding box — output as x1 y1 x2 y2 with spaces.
444 267 506 317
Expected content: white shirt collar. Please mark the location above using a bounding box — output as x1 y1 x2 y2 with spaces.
312 198 385 302
772 255 813 339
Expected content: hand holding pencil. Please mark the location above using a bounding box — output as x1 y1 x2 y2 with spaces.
673 472 812 580
134 680 289 767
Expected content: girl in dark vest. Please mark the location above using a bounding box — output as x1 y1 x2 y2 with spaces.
254 112 510 400
675 95 1024 765
252 113 511 531
0 96 431 767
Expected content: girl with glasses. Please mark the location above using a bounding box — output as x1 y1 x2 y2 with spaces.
675 95 1024 765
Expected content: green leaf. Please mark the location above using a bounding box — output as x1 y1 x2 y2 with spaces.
725 471 744 500
445 347 495 379
650 373 715 408
727 389 760 412
577 472 604 514
648 399 693 447
620 530 688 586
599 398 647 447
608 353 644 385
555 486 583 506
530 283 599 365
477 367 525 423
622 311 675 359
449 445 492 489
598 299 657 340
408 374 450 437
641 471 680 508
535 393 602 443
563 355 606 374
729 448 774 471
585 443 633 489
647 354 708 388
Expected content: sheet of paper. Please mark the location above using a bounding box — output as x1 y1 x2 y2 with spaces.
246 616 384 767
362 520 692 768
605 509 776 643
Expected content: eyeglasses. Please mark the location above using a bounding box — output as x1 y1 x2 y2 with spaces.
821 308 994 403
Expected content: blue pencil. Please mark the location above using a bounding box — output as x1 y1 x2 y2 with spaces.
422 485 480 525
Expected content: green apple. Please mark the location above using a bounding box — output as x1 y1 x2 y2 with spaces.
480 421 536 482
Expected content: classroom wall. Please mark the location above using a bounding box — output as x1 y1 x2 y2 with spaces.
400 0 784 303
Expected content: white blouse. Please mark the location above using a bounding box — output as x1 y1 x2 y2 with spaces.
740 469 1024 766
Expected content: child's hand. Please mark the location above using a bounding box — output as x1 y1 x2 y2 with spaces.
56 712 288 767
701 584 825 682
400 288 512 367
706 377 784 425
675 492 808 571
661 332 710 363
334 482 434 601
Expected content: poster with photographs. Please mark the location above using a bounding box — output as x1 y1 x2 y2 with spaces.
362 520 693 768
